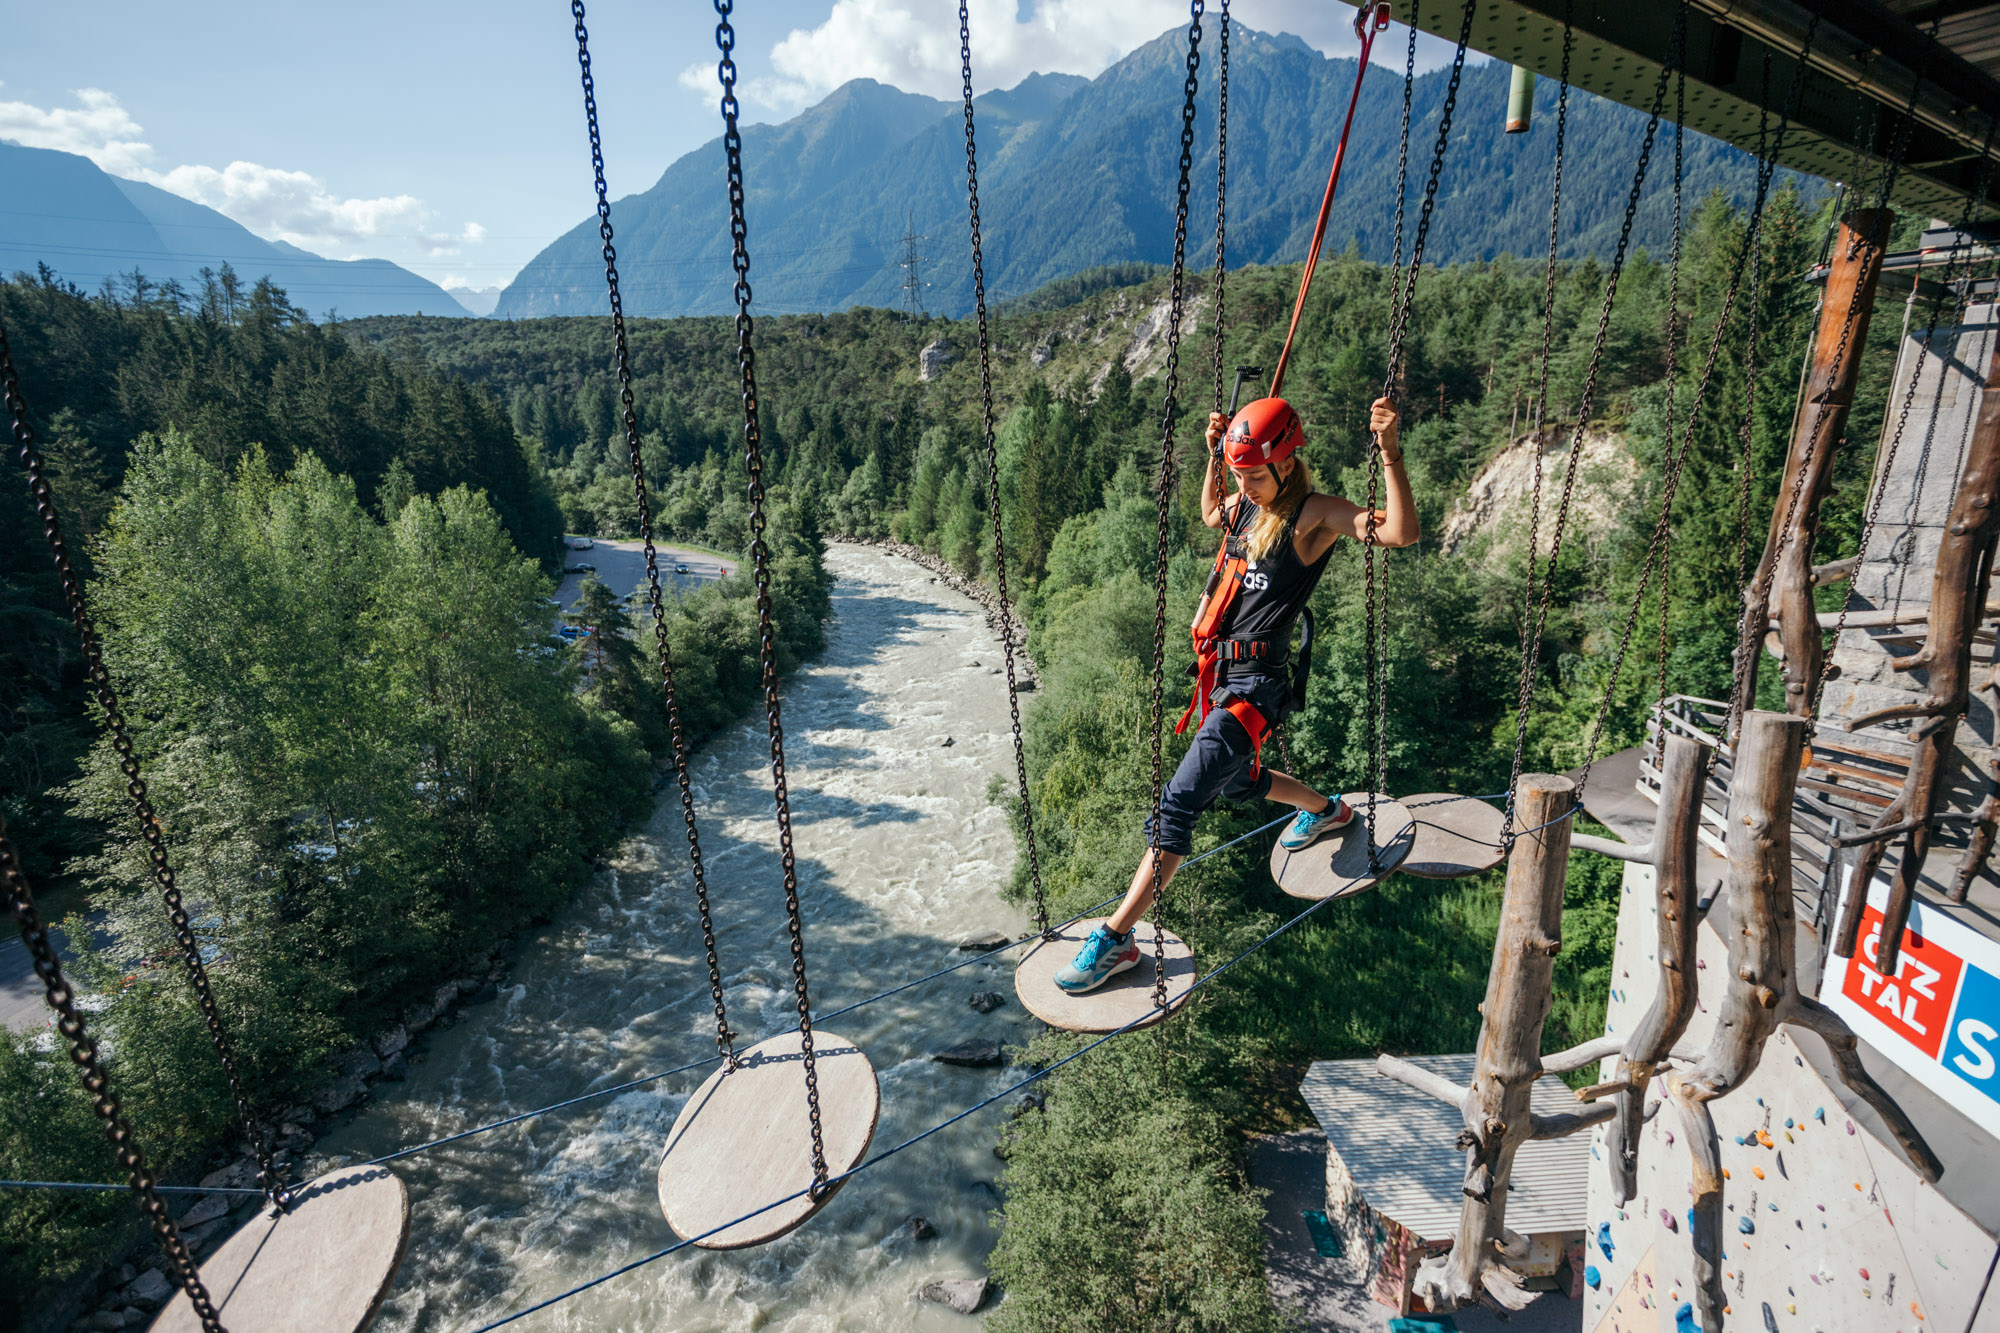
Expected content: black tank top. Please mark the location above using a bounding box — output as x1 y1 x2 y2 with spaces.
1221 495 1332 645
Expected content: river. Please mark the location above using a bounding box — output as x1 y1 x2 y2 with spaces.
318 544 1036 1331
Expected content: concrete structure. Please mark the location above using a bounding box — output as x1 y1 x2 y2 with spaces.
1300 1055 1590 1318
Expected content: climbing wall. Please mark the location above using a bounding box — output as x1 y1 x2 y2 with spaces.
1581 863 1998 1332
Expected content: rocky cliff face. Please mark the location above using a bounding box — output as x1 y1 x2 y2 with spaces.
1439 428 1638 558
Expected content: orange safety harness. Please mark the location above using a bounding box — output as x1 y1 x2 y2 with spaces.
1176 505 1286 776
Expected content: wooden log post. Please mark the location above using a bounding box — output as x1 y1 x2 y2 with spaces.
1835 326 2000 968
1399 774 1591 1313
1730 209 1893 731
1669 711 1943 1332
1606 732 1705 1206
1954 735 1999 903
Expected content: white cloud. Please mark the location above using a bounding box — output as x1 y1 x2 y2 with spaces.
144 161 483 256
721 0 1477 117
0 86 484 259
0 85 155 174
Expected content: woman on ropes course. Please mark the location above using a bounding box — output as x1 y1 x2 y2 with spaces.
1056 393 1418 993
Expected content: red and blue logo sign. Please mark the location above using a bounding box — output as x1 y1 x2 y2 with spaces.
1830 891 2000 1134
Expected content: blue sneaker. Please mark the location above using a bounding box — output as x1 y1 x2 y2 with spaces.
1053 924 1141 994
1278 798 1355 851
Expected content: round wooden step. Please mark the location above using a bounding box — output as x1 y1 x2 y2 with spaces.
150 1165 409 1333
1268 792 1414 900
1398 792 1508 878
657 1030 878 1250
1014 918 1195 1033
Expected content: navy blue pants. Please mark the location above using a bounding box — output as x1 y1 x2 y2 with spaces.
1144 670 1293 856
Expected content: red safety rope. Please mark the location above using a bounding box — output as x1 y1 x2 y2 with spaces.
1269 2 1391 397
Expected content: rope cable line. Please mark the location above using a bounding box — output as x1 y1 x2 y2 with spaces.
570 0 735 1069
959 0 1051 941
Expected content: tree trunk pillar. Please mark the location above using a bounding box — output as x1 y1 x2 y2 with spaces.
1732 209 1893 729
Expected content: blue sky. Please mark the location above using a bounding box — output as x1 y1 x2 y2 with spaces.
3 2 1471 295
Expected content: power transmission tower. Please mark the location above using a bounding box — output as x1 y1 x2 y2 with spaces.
899 212 929 319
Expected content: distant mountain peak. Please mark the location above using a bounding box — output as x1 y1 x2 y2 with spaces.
1 142 476 319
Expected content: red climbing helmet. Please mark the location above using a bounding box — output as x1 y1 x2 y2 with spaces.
1224 397 1304 469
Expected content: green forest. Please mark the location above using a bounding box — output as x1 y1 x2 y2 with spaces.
0 182 1912 1328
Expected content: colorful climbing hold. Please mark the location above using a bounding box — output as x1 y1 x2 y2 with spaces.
1586 1265 1601 1289
1761 1301 1779 1333
1814 1107 1826 1122
1784 1118 1794 1129
1665 1130 1675 1146
1756 1129 1775 1148
1661 1209 1678 1232
1847 1121 1857 1135
1753 1167 1765 1179
1739 1218 1756 1234
1768 1202 1778 1211
1597 1222 1615 1259
1859 1268 1869 1279
1676 1302 1696 1332
1913 1301 1925 1319
1785 1130 1794 1143
1723 1168 1732 1179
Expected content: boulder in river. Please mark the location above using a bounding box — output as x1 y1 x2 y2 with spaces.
933 1038 1002 1068
114 1267 172 1311
175 1193 231 1228
372 1024 409 1058
956 930 1009 951
968 991 1006 1014
891 1215 937 1243
918 1277 991 1314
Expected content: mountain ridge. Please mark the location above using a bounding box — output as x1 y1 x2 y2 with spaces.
0 141 476 319
498 25 1817 321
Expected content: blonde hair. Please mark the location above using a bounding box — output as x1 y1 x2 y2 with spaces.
1243 457 1312 562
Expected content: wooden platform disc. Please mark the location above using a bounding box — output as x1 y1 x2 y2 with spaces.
1013 918 1195 1033
150 1166 409 1333
657 1030 878 1250
1397 792 1507 878
1267 792 1414 900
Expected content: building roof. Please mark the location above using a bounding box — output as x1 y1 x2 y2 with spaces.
1299 1054 1591 1244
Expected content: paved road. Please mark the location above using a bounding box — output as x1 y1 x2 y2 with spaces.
0 918 92 1033
556 538 736 611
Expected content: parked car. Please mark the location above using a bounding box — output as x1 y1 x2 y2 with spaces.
568 536 595 550
564 563 596 575
675 563 690 574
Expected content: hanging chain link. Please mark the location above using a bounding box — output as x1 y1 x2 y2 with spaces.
571 1 735 1067
1506 0 1571 834
1651 40 1687 764
1147 0 1204 1012
1365 0 1475 863
1387 1 1417 294
1503 2 1677 824
1730 58 1774 624
3 819 227 1332
1209 0 1230 418
959 1 1051 941
2 322 282 1209
713 0 828 1194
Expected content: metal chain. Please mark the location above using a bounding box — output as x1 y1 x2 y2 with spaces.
959 1 1051 941
1503 2 1679 825
1651 42 1687 763
1209 0 1230 417
1147 0 1204 1012
1361 0 1474 863
713 0 828 1193
2 322 282 1208
1579 7 1696 794
1731 57 1774 614
1506 0 1571 835
3 818 227 1332
571 1 735 1067
1387 0 1417 289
